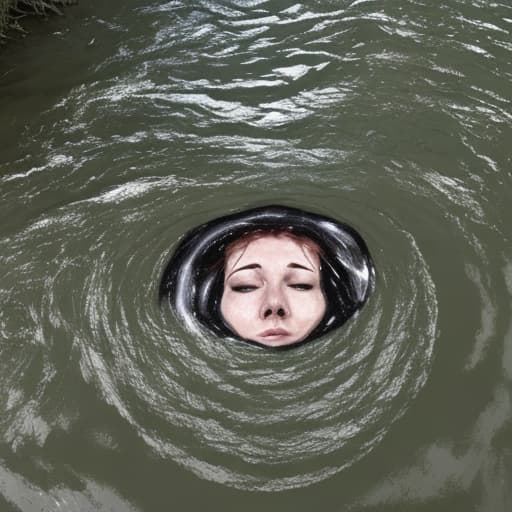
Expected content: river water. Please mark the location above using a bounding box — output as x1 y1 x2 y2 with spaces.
0 0 511 510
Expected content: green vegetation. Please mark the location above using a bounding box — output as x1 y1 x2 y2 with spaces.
0 0 74 40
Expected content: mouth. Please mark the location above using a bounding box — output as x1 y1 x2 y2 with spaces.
258 328 291 338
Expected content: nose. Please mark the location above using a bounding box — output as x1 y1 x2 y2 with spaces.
260 286 289 320
263 306 286 318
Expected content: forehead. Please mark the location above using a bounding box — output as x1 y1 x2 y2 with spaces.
226 234 320 270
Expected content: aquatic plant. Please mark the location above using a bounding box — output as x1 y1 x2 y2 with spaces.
0 0 74 41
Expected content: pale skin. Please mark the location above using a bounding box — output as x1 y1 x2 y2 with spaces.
220 235 326 347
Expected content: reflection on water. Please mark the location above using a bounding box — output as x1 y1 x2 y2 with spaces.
0 0 511 509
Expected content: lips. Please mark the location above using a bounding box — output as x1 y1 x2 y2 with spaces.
259 328 290 338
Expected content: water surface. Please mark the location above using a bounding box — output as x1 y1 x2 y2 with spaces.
0 0 511 510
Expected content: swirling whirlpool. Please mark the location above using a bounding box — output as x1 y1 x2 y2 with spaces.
0 182 438 491
1 0 509 500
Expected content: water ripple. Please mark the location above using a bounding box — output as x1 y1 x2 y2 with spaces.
0 0 510 504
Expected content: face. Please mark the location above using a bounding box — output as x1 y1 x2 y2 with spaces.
220 235 326 347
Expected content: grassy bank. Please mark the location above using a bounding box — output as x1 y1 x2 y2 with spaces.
0 0 75 40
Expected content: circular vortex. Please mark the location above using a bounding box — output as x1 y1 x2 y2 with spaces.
0 182 439 491
159 204 375 346
30 185 434 492
3 178 437 491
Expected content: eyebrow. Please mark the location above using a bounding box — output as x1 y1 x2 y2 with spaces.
227 263 261 279
227 262 314 279
287 262 314 272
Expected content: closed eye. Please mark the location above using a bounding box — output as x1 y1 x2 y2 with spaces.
231 285 258 293
289 284 313 290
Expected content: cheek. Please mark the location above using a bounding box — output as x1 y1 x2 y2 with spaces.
290 291 326 324
221 291 259 332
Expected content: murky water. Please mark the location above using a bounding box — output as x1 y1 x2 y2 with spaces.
1 0 511 510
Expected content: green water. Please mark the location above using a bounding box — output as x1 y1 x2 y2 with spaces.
0 1 511 510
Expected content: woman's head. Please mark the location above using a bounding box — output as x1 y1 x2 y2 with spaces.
159 205 375 348
220 231 326 347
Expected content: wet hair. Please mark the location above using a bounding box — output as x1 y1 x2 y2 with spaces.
159 205 375 347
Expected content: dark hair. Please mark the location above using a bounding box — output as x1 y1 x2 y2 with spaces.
159 205 375 347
